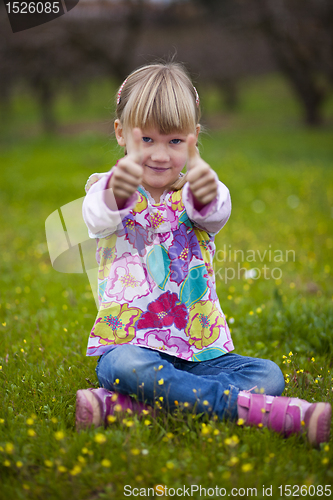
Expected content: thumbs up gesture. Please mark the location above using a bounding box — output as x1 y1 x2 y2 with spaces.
108 128 144 208
186 134 218 208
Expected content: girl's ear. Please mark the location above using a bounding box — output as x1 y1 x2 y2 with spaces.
195 124 201 144
114 119 126 147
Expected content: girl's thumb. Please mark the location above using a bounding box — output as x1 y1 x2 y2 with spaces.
186 134 198 170
132 128 143 164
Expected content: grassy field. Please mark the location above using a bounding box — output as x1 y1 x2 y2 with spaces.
0 74 333 499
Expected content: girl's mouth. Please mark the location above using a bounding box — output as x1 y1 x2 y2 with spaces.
146 166 170 172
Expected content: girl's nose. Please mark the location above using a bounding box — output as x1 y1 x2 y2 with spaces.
151 145 170 162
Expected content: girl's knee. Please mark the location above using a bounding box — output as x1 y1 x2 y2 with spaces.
104 344 143 379
97 344 160 387
263 360 285 396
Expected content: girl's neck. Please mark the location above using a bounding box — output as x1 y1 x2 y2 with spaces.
141 183 168 204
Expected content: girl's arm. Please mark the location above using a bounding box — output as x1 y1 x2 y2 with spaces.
184 134 231 234
83 128 143 238
82 171 138 238
183 177 231 235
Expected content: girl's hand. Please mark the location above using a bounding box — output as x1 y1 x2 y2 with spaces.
107 128 143 208
186 134 218 208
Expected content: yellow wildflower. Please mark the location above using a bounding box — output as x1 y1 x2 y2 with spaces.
5 443 14 454
94 433 107 444
70 465 82 476
54 431 65 441
101 458 111 468
242 463 253 472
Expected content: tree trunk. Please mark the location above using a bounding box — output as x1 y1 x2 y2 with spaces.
33 79 57 133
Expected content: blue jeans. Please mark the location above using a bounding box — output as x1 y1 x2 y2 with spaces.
96 345 285 420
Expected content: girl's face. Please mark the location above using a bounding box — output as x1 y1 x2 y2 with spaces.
115 121 200 202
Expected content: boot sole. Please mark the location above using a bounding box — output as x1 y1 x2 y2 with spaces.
75 389 96 431
306 402 331 447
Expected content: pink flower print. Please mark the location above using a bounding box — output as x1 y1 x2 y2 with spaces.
149 210 165 230
104 254 154 303
136 329 193 360
205 262 214 278
136 291 188 330
144 206 176 235
169 225 202 285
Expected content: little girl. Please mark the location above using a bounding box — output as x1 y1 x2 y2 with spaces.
76 62 331 446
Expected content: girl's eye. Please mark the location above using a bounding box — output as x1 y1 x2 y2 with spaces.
170 139 182 145
142 137 152 143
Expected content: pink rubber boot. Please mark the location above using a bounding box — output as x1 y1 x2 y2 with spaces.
76 388 150 431
237 392 331 447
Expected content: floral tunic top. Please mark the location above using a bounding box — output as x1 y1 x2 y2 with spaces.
82 168 234 361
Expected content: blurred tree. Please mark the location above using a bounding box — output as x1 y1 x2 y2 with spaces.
194 0 333 125
0 0 146 133
66 0 146 82
254 0 333 125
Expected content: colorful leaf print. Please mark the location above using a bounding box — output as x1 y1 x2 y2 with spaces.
146 245 171 289
179 264 209 308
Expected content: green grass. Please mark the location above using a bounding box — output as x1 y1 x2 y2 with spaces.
0 74 333 499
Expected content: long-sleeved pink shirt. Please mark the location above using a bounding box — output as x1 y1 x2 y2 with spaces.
82 169 234 360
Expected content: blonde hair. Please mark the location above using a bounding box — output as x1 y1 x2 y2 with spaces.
116 63 200 133
115 63 200 190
